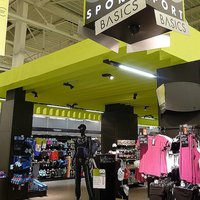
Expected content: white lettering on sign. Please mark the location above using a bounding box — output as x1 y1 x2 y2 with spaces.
95 0 146 35
154 10 189 35
146 0 184 20
86 0 129 21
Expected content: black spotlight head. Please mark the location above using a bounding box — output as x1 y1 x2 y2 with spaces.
66 103 78 108
129 24 140 35
133 93 138 100
144 106 149 111
32 91 38 98
63 82 74 89
102 73 114 80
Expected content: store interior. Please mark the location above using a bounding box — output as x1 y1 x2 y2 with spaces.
0 1 200 200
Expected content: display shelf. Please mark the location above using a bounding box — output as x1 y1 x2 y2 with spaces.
28 190 47 198
38 176 75 182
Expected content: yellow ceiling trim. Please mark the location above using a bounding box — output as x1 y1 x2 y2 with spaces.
162 27 200 62
34 104 101 121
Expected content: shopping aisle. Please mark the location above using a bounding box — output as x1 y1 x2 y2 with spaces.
30 180 148 200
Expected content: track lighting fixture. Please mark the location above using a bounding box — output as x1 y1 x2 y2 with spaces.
32 91 38 98
133 93 138 100
141 115 155 120
66 103 78 108
63 82 74 89
144 106 149 111
103 59 156 78
102 73 114 80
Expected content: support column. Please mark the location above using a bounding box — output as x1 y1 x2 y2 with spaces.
157 60 200 137
12 0 28 67
0 88 33 200
101 104 138 153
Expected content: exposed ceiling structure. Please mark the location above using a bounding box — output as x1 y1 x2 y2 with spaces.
0 0 199 125
0 0 199 71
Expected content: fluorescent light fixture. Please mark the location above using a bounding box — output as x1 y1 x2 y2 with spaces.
0 98 5 101
85 119 100 123
47 104 71 109
103 59 156 78
49 116 66 120
119 65 156 78
33 114 47 118
86 109 104 114
69 118 83 121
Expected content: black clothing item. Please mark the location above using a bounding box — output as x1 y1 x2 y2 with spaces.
171 142 180 153
174 187 199 200
75 136 91 159
150 181 174 200
75 158 94 200
168 168 180 186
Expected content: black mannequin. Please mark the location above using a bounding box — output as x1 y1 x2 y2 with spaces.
74 124 94 200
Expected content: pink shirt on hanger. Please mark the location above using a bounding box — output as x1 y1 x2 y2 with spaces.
193 140 200 184
179 134 194 183
136 139 148 174
139 134 170 177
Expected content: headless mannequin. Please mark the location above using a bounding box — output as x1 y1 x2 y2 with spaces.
74 124 94 200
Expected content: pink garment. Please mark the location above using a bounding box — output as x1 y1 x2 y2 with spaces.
193 141 200 184
136 139 148 174
179 133 200 184
179 134 194 183
139 135 170 177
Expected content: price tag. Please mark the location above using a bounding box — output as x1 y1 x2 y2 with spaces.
152 139 155 146
93 169 106 189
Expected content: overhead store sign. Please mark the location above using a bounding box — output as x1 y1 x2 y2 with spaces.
148 0 189 35
82 0 188 52
0 0 9 56
95 0 146 35
154 10 189 35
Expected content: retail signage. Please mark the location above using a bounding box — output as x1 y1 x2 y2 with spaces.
85 0 130 25
117 140 136 146
0 0 9 56
95 0 146 35
93 168 106 189
83 0 188 52
146 0 184 20
154 9 189 35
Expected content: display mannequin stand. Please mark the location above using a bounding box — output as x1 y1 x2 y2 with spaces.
74 124 94 200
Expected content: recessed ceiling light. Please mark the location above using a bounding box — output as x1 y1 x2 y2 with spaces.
102 73 114 80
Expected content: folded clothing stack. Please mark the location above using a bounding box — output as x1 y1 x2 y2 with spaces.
11 173 32 186
29 179 48 191
0 171 7 179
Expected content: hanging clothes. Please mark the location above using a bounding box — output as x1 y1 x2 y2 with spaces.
138 134 172 177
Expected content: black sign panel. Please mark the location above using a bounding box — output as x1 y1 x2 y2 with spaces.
85 0 129 25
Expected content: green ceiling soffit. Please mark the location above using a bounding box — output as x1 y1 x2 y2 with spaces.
0 25 199 95
0 39 120 95
34 104 101 121
34 104 158 126
162 27 200 62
